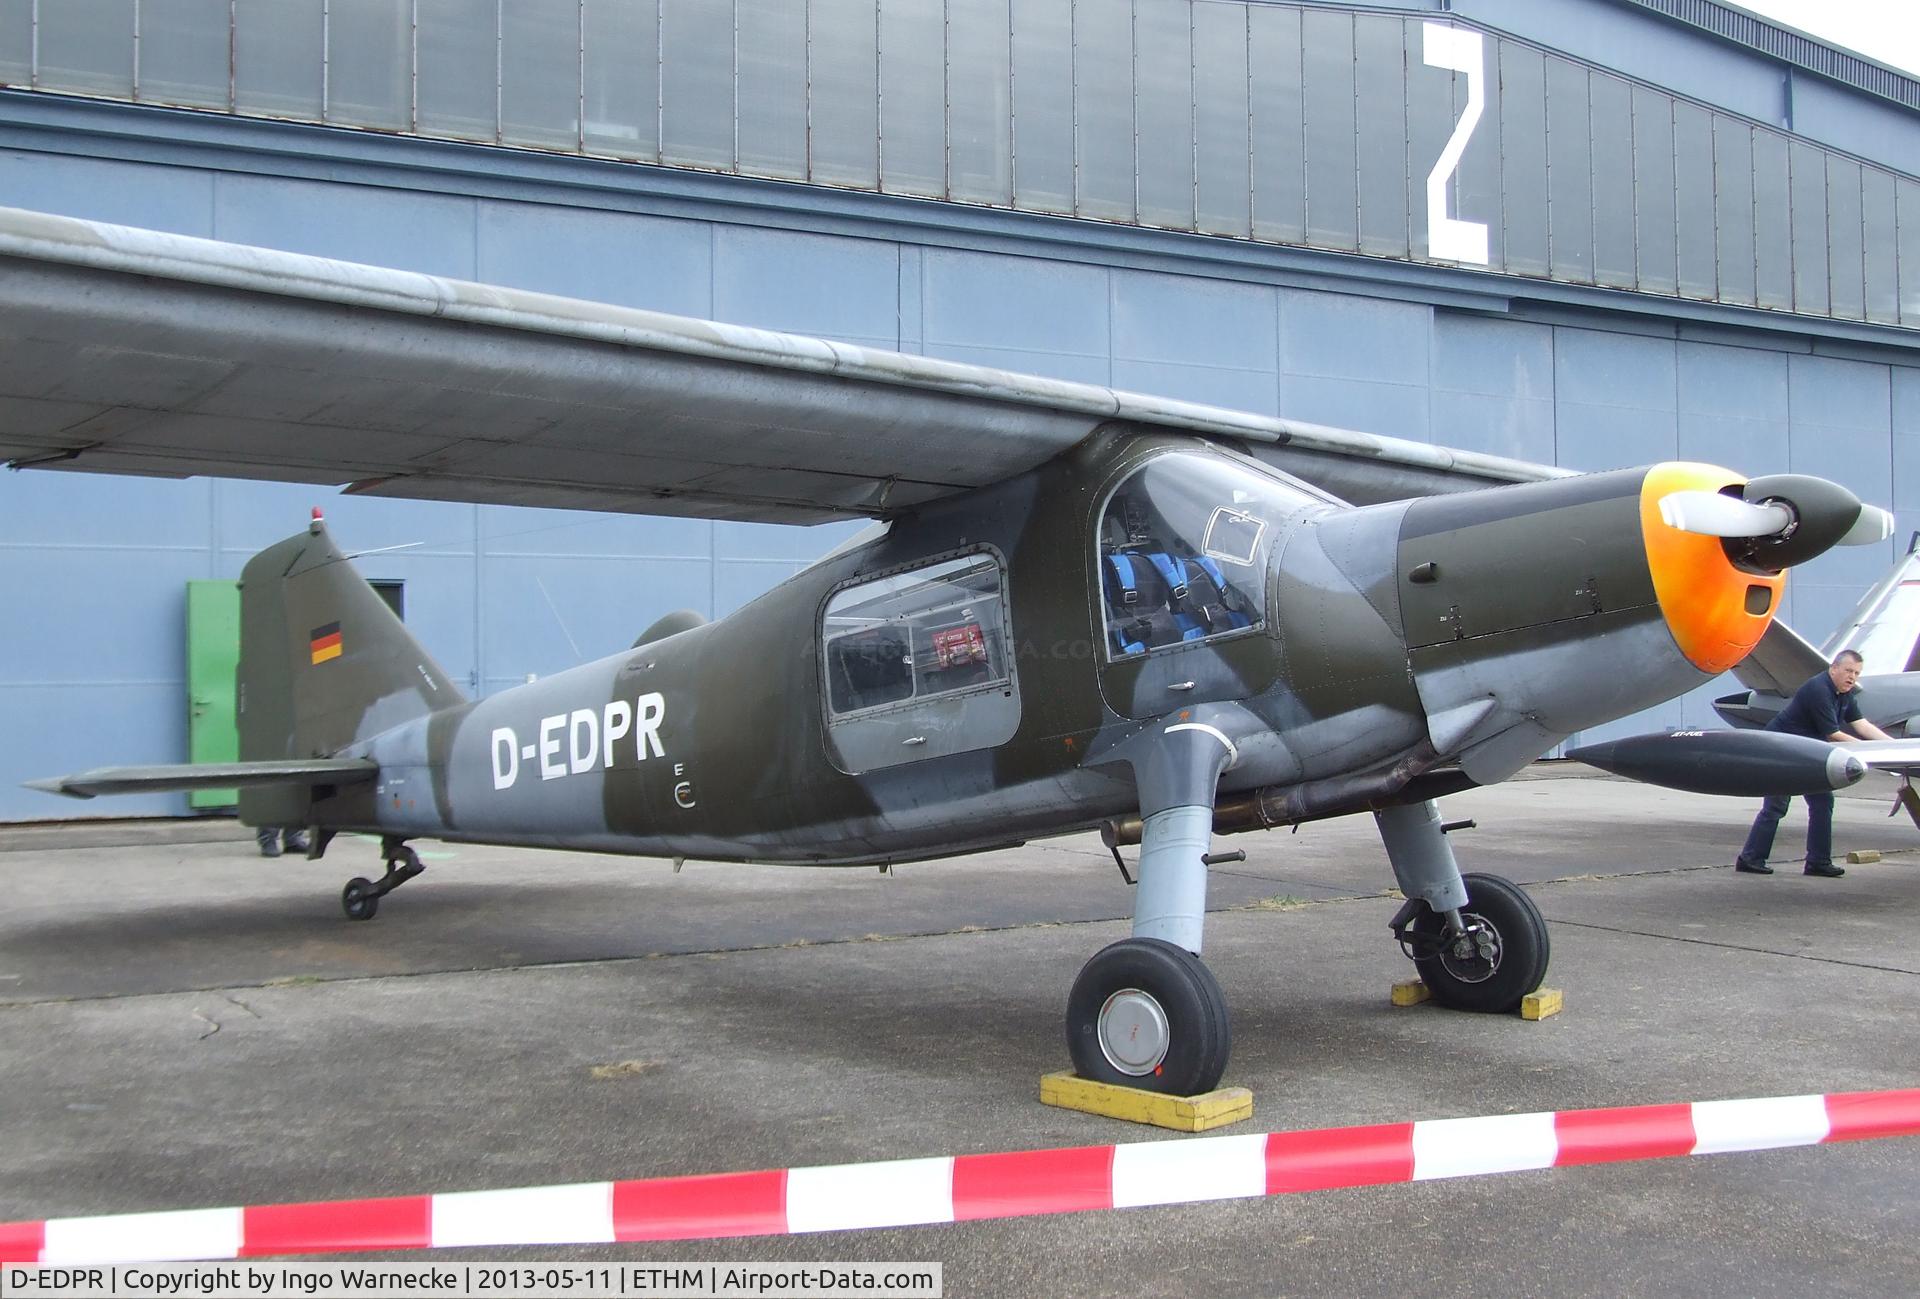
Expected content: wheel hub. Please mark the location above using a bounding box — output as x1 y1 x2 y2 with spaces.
1439 912 1502 984
1097 987 1170 1076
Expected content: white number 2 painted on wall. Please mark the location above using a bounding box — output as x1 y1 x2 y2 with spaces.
1422 23 1490 266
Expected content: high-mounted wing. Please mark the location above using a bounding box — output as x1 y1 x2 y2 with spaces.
0 206 1565 523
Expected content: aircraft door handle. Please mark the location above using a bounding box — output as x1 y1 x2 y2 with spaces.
901 736 927 746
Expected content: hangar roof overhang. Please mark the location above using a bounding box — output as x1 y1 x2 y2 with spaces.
0 2 1914 347
1608 0 1920 114
0 86 1913 372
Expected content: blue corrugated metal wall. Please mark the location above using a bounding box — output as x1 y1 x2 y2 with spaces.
0 112 1916 817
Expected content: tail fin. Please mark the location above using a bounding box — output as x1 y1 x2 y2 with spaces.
237 516 465 825
1819 531 1920 672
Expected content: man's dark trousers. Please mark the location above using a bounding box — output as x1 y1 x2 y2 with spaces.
1738 791 1835 867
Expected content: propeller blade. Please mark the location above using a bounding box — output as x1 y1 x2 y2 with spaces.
1657 491 1793 538
1838 503 1895 547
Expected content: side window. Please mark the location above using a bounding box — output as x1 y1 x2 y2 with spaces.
1099 453 1293 658
824 554 1009 718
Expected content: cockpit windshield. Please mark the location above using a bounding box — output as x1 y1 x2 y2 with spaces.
1097 452 1310 659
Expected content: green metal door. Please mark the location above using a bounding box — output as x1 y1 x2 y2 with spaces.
186 580 240 810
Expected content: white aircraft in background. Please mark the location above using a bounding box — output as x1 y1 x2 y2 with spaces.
1715 534 1920 736
1576 538 1920 819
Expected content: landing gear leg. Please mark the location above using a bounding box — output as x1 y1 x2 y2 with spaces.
1067 721 1236 1095
1377 801 1548 1012
341 836 425 922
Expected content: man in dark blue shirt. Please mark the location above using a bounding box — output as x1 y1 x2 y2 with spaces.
1735 650 1892 877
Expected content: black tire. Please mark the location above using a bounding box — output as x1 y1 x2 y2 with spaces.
1065 937 1231 1096
342 878 379 922
1409 872 1548 1013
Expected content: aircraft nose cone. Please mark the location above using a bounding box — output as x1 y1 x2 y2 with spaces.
1734 474 1866 571
1823 744 1867 791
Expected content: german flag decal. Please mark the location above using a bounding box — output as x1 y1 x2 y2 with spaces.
309 621 343 665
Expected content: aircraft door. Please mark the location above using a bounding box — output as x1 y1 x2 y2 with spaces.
819 550 1022 774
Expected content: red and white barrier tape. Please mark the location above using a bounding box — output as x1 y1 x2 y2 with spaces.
4 1089 1916 1263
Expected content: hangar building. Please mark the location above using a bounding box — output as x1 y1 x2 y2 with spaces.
1 0 1916 819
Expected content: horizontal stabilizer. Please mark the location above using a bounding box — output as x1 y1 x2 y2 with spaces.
25 759 377 800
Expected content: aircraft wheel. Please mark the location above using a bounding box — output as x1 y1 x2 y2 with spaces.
342 877 379 922
1065 937 1230 1096
1410 872 1548 1013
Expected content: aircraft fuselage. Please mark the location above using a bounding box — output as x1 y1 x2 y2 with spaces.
302 431 1757 865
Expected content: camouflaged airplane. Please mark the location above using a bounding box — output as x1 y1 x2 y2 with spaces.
5 206 1896 1095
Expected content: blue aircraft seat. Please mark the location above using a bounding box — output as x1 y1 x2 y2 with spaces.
1180 555 1254 634
1102 550 1188 652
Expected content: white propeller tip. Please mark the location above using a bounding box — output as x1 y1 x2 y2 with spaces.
1840 504 1895 547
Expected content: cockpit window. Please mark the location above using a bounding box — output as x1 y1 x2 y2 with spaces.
824 553 1009 716
1098 453 1300 658
1201 506 1266 566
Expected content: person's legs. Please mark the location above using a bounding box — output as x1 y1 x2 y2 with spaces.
1804 792 1844 876
283 828 310 854
256 827 281 858
1737 795 1791 872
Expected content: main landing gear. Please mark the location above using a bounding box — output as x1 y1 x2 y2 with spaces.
1067 760 1551 1096
1392 872 1550 1013
1378 801 1549 1013
341 836 425 921
1067 937 1230 1095
1068 718 1240 1095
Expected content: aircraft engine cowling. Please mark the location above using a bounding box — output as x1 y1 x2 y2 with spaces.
1381 461 1879 785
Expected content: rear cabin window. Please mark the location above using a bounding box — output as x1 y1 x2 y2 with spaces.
1098 453 1293 659
824 554 1010 717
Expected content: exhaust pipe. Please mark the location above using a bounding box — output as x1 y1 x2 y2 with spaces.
1103 744 1469 847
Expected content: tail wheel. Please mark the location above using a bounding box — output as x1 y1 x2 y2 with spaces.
1409 872 1549 1013
1065 937 1231 1096
342 877 379 922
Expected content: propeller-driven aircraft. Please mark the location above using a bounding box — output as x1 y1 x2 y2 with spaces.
5 206 1895 1095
